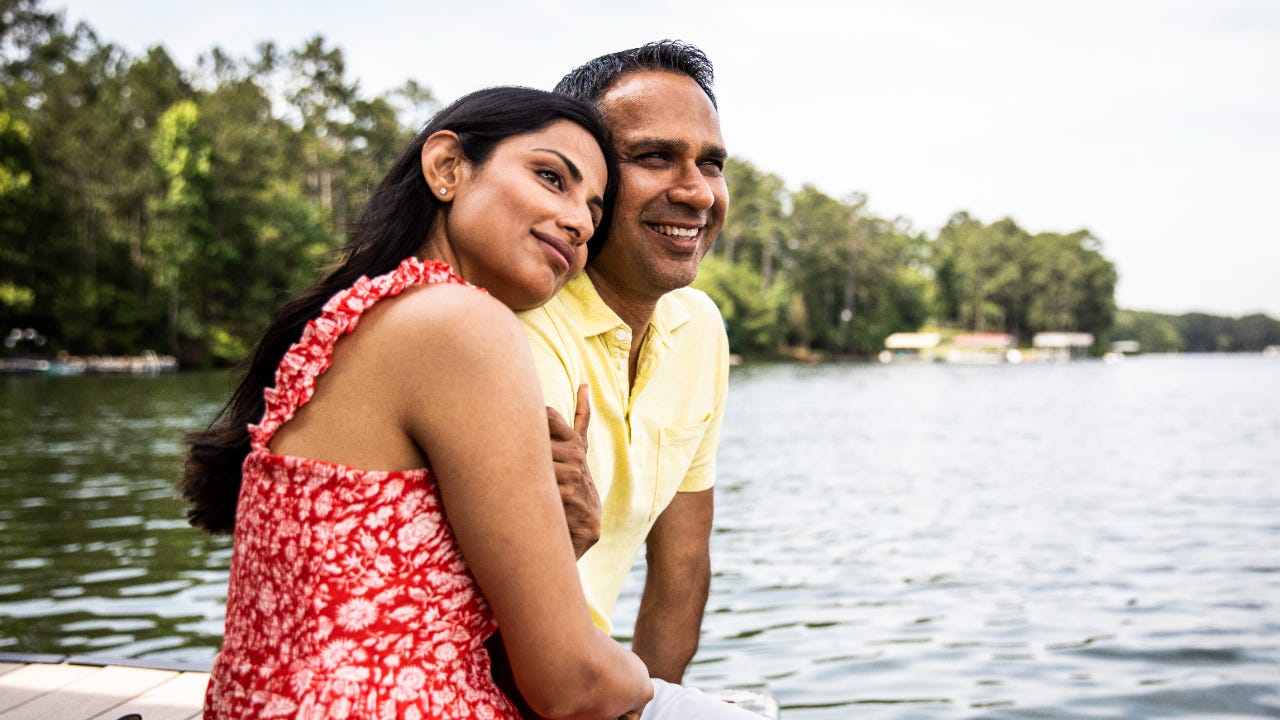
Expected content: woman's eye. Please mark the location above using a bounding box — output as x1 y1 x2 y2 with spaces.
537 169 564 188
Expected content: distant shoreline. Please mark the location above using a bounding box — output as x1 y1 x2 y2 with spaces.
0 352 178 376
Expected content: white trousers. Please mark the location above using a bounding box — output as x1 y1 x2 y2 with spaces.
640 679 767 720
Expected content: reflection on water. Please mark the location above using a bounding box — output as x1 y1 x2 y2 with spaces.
0 372 233 664
2 356 1279 717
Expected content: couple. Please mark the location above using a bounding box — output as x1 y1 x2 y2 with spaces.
182 42 756 719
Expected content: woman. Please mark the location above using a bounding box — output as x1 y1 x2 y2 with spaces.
183 87 651 719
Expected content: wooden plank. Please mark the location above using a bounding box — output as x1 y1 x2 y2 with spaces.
0 665 174 720
86 670 208 720
0 663 98 714
0 662 776 720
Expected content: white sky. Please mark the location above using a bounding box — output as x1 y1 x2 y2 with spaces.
54 0 1280 317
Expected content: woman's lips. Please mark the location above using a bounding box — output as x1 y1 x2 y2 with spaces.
534 231 575 271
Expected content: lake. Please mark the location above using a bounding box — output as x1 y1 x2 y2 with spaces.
1 354 1277 718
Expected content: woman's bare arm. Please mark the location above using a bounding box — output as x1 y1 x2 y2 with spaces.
390 285 651 719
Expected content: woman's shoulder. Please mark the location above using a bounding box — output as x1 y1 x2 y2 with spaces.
395 282 517 330
375 282 527 361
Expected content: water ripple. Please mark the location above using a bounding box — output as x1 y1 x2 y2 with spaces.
3 360 1280 717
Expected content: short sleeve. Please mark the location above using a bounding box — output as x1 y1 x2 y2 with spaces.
517 304 581 425
676 297 731 493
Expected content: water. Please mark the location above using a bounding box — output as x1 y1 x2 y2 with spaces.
2 355 1278 717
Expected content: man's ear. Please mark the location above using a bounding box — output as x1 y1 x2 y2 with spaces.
421 131 465 201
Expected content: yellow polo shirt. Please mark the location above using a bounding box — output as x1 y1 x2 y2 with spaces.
519 272 730 632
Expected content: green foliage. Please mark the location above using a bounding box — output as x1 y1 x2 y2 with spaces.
691 255 789 356
1113 309 1280 353
0 0 416 364
931 213 1117 349
1179 312 1280 353
1112 310 1183 353
207 326 250 364
0 100 33 196
0 281 34 311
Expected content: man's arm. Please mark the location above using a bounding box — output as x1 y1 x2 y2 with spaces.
630 487 714 683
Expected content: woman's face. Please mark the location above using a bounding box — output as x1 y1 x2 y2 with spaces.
444 120 607 310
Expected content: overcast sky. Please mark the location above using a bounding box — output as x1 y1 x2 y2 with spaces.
54 0 1280 317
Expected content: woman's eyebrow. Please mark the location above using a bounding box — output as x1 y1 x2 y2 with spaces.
532 148 582 182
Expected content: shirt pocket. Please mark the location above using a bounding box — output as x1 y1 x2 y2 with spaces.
652 419 711 519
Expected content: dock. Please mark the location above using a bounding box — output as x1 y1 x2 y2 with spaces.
0 655 206 720
0 654 779 718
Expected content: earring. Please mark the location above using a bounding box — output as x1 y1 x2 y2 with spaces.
439 188 448 196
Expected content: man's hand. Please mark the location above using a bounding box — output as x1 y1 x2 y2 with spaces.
549 384 600 559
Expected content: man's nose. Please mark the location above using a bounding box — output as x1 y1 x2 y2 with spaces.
667 165 716 211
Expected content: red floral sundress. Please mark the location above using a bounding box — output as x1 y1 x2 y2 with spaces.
205 257 518 720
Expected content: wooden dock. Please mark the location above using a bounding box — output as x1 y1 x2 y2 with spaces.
0 655 207 720
0 653 778 719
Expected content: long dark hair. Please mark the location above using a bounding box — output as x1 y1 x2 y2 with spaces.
180 86 617 533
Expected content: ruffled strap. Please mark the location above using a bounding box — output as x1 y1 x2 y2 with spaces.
248 257 471 449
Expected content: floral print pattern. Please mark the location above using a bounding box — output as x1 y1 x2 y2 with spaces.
205 258 517 719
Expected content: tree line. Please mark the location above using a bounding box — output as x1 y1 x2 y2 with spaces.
1112 310 1280 354
696 164 1124 358
2 0 425 365
2 0 1273 365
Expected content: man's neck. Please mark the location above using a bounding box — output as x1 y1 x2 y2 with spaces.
585 266 659 335
585 266 663 386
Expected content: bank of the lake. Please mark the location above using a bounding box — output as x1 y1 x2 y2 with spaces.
1 354 1277 718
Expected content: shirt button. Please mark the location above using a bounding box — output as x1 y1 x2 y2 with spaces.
614 328 628 341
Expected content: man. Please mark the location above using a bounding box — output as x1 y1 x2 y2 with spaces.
521 40 732 686
491 41 757 720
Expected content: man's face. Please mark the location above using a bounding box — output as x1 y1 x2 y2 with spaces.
589 71 729 302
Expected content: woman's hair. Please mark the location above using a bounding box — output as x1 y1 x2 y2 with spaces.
181 86 617 533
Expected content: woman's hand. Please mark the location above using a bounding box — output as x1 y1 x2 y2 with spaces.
549 384 600 558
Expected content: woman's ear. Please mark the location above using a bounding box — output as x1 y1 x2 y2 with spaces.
421 131 465 201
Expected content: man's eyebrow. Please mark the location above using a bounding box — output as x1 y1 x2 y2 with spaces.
703 145 729 163
621 137 728 161
620 137 685 155
533 148 582 182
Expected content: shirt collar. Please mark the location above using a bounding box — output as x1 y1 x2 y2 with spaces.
560 272 692 344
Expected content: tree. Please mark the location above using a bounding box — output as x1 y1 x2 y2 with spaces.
930 213 1117 346
0 86 40 323
691 255 789 355
1112 310 1182 352
148 99 212 356
788 185 860 351
716 157 788 287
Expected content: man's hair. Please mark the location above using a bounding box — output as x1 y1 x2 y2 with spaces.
554 40 716 108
